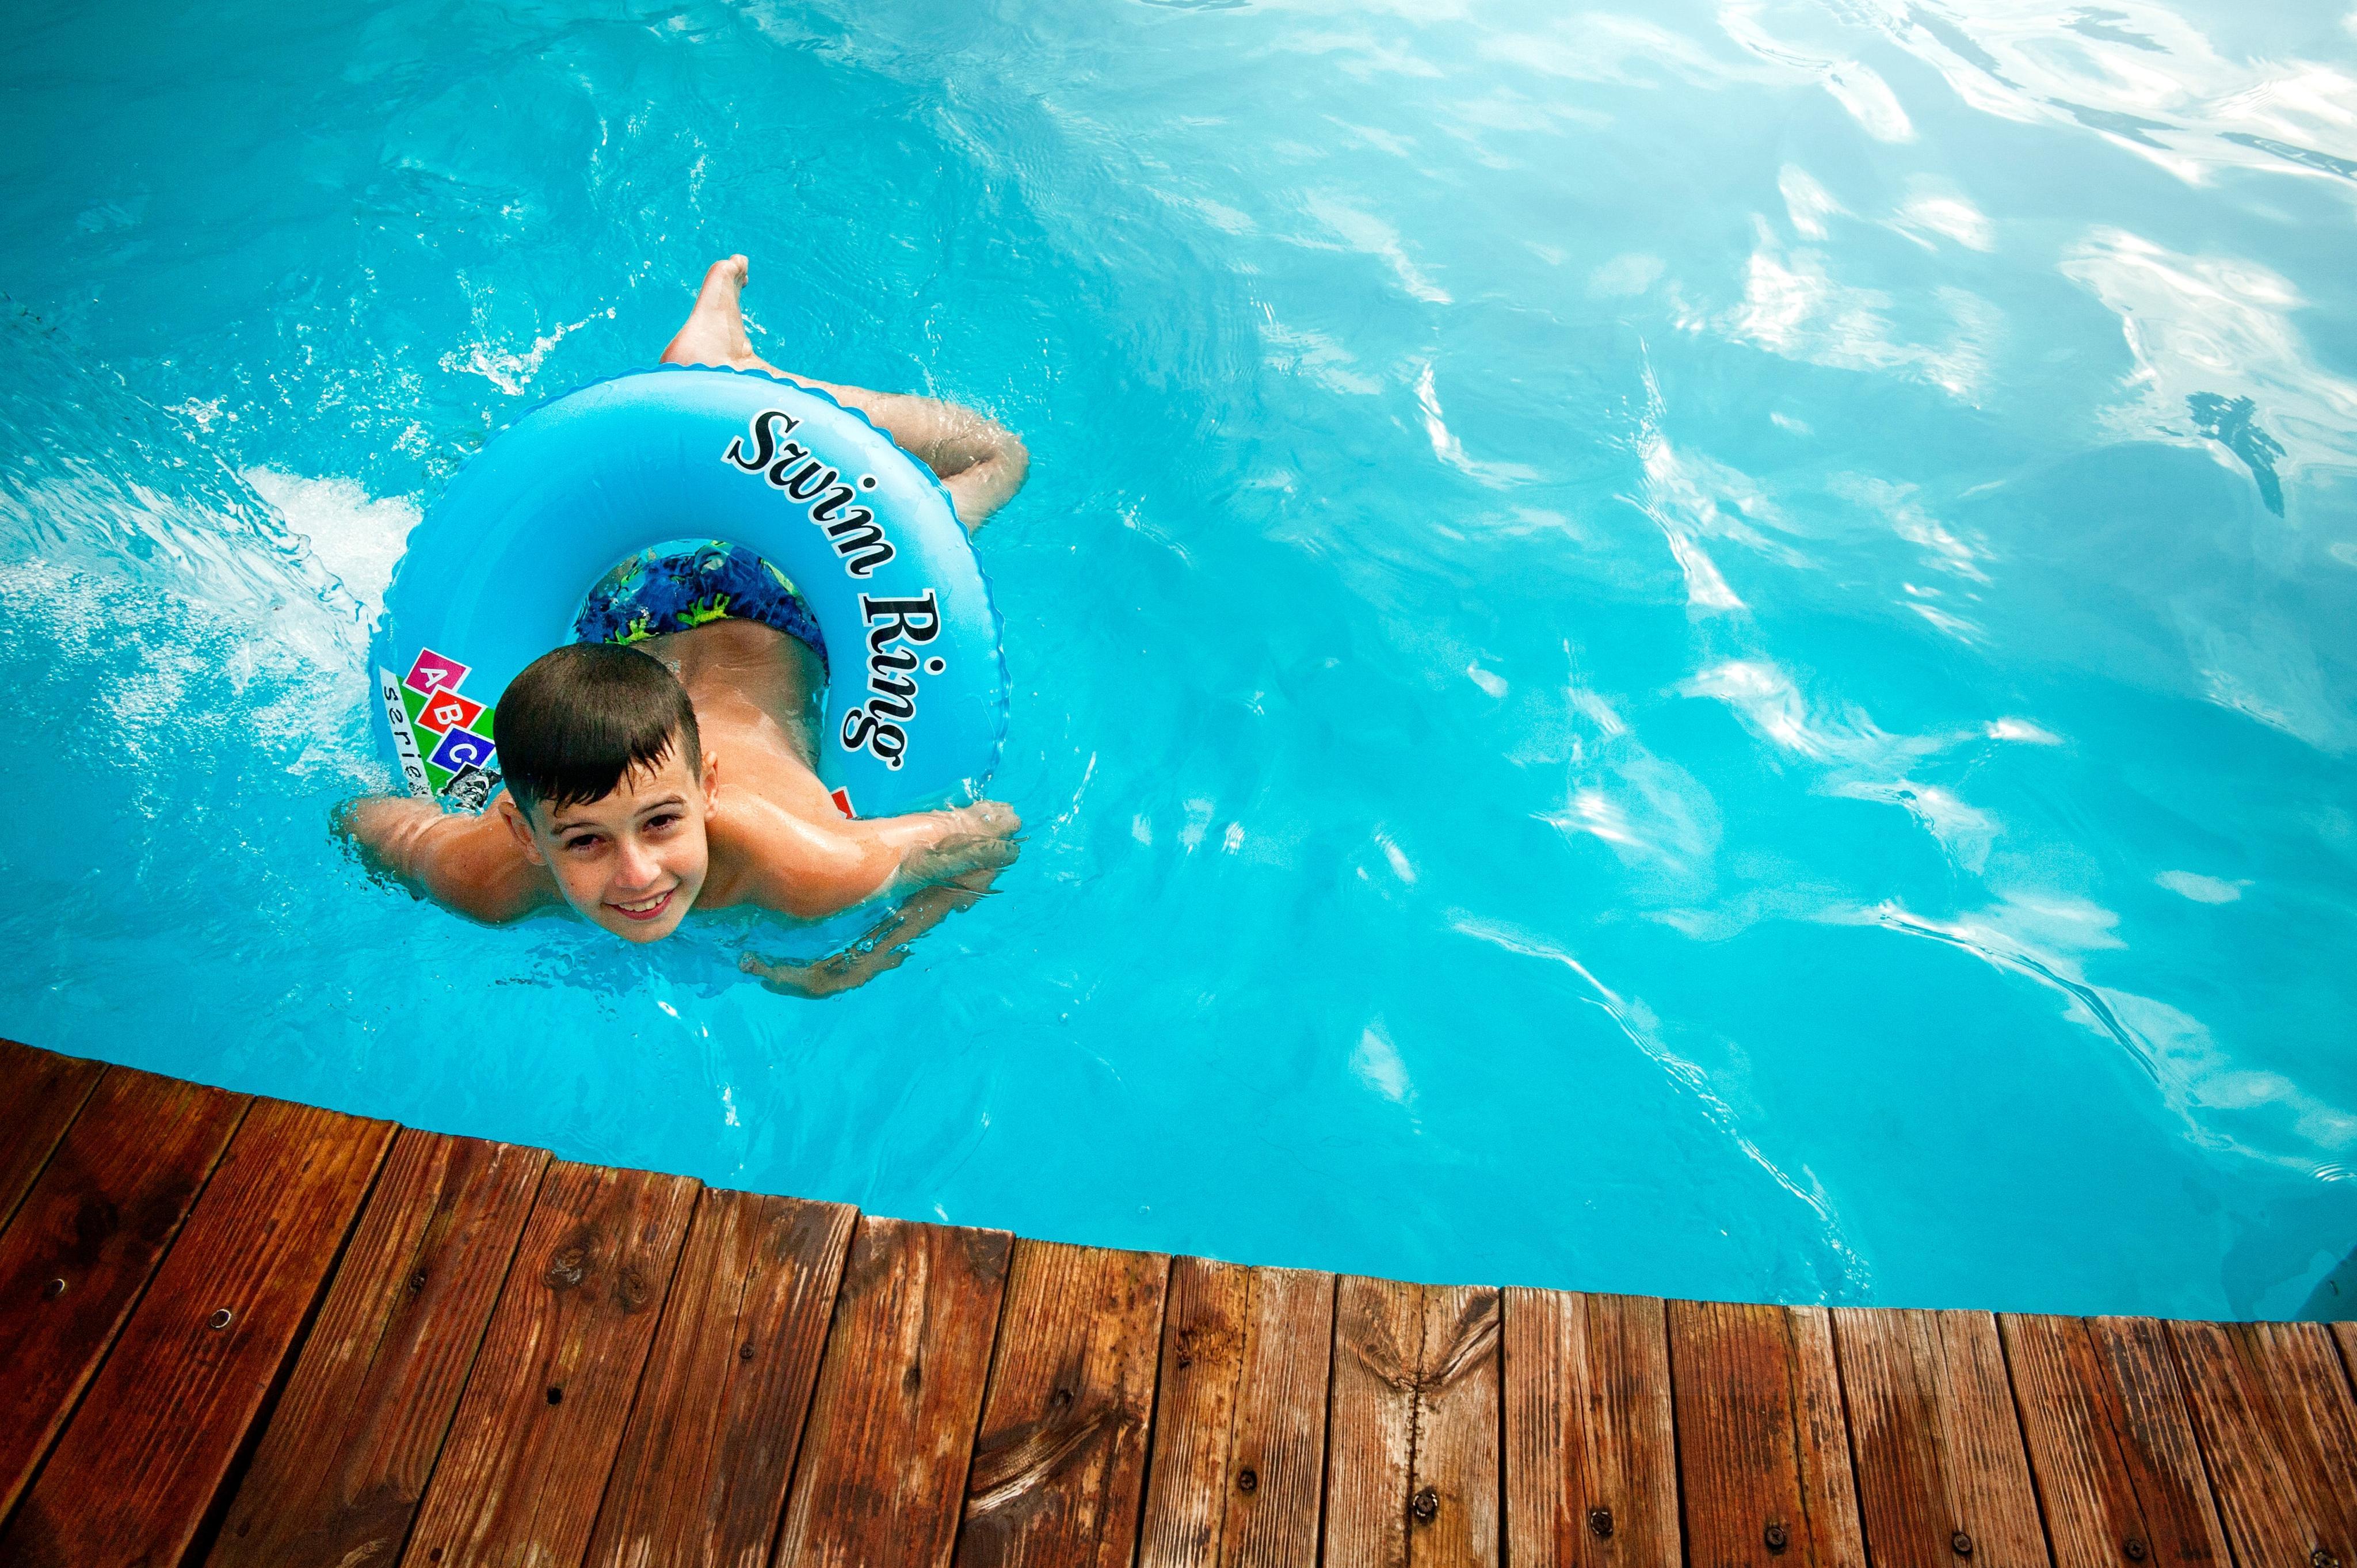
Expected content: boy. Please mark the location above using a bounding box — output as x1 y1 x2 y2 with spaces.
340 257 1026 997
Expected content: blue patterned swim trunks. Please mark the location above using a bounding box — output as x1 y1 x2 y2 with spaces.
573 539 828 671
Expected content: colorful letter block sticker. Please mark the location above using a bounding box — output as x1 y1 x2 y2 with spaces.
405 648 471 695
415 686 486 737
429 727 497 775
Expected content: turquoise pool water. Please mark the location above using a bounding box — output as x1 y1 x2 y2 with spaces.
5 0 2355 1319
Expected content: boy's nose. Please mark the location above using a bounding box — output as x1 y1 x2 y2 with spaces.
614 837 662 888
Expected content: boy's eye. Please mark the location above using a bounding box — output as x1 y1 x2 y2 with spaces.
563 834 601 853
645 812 680 833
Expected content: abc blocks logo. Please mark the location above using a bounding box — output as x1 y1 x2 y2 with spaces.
394 646 499 806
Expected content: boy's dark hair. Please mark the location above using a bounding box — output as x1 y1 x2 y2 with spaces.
497 643 701 821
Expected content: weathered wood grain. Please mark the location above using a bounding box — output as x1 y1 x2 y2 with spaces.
2169 1319 2357 1568
2088 1318 2235 1568
1999 1314 2227 1568
1832 1308 2047 1568
1328 1275 1424 1568
1416 1283 1504 1568
0 1039 103 1233
398 1160 699 1568
956 1239 1172 1568
0 1097 392 1567
1669 1299 1864 1568
207 1130 549 1568
1324 1276 1502 1568
583 1188 857 1568
1502 1289 1677 1568
26 1036 2357 1568
1137 1258 1336 1568
0 1067 250 1521
773 1215 1014 1568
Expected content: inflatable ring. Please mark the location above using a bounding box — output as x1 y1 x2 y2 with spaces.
368 366 1008 820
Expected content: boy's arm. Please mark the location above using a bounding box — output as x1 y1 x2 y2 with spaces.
774 372 1028 531
740 868 1003 999
335 796 551 924
738 799 1020 922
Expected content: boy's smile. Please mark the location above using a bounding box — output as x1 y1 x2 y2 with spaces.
499 741 719 943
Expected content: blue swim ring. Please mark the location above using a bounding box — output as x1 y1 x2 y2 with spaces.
368 365 1008 820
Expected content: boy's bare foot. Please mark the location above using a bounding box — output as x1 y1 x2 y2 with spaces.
662 255 758 369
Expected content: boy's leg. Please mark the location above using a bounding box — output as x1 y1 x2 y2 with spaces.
661 254 1027 531
661 255 791 377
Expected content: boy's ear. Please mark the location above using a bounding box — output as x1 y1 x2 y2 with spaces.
701 748 720 803
498 796 546 864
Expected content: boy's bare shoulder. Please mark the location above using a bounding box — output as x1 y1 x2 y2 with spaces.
341 796 553 926
704 794 897 923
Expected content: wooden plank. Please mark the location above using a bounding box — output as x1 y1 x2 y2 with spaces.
2087 1319 2233 1568
1832 1308 2047 1568
0 1039 104 1233
398 1159 699 1567
1413 1284 1503 1568
1136 1258 1335 1568
206 1130 550 1568
2168 1319 2357 1568
583 1188 857 1568
773 1215 1013 1568
0 1066 250 1521
1999 1314 2228 1568
1324 1276 1502 1568
956 1238 1172 1567
1502 1288 1678 1568
0 1097 392 1567
1326 1275 1422 1568
1668 1299 1864 1568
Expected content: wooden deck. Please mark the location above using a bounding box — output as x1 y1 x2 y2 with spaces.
2 1036 2354 1568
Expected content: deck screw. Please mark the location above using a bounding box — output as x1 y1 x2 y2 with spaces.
1764 1521 1790 1554
2124 1540 2148 1562
1237 1468 1257 1494
1953 1531 1974 1558
546 1386 563 1406
43 1278 66 1300
410 1268 428 1293
739 1341 756 1361
1588 1505 1615 1539
1410 1487 1439 1524
208 1308 234 1330
2312 1550 2339 1568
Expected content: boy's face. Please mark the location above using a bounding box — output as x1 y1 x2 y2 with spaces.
500 738 718 943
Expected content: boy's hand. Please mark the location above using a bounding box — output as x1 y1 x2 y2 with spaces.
739 948 905 999
898 801 1021 889
739 860 1001 999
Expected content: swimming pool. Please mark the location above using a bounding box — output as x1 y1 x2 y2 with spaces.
4 0 2354 1319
